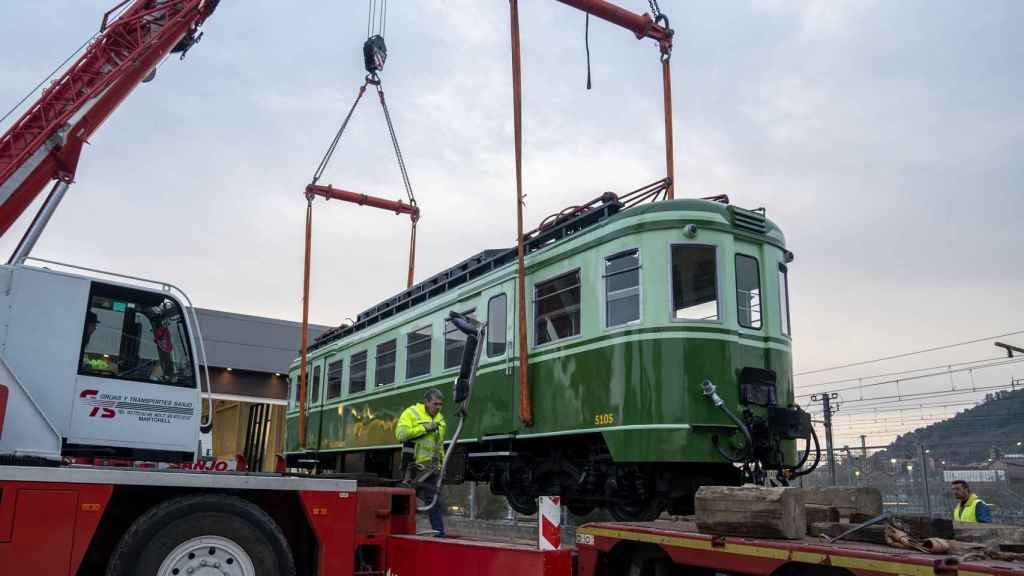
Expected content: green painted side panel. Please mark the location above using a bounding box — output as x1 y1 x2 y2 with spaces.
285 414 299 453
516 333 793 462
287 330 793 465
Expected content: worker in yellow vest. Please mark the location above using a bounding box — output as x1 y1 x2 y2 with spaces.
951 480 992 523
396 388 447 536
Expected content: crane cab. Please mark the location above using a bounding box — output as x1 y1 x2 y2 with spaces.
0 263 203 463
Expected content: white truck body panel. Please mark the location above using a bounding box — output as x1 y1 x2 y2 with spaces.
0 464 358 492
0 264 200 458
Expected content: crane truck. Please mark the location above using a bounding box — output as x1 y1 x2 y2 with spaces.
7 4 1012 576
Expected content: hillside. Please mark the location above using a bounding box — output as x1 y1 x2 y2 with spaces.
882 387 1024 465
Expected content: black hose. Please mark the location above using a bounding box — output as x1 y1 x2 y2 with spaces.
702 379 753 463
780 427 812 474
788 426 822 478
713 435 749 464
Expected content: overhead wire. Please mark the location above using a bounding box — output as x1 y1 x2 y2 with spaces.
794 329 1024 377
795 354 1015 391
803 384 1016 412
796 357 1024 400
827 396 1012 417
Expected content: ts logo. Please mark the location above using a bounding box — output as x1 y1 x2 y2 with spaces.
80 389 116 419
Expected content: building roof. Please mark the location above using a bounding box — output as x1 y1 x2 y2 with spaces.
193 308 330 374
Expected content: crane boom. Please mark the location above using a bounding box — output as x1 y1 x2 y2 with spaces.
0 0 219 239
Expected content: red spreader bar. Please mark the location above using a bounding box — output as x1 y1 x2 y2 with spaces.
305 184 419 218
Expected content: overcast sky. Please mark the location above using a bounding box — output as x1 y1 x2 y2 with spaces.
2 1 1021 445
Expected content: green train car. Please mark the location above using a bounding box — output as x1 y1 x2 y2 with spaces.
285 194 815 520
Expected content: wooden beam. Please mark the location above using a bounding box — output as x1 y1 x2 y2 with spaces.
696 486 805 539
801 487 882 518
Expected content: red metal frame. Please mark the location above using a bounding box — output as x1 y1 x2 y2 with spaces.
0 0 217 238
387 535 572 576
0 481 113 575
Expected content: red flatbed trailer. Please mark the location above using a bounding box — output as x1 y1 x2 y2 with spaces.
574 520 1024 576
8 468 1022 576
0 465 570 575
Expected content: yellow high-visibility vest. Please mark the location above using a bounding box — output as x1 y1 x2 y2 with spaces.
395 403 446 468
954 494 984 523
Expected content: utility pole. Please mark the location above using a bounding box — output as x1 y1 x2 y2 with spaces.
844 446 854 485
812 393 839 486
860 435 867 459
919 444 933 517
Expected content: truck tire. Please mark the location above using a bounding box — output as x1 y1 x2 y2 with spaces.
626 549 671 576
107 494 295 576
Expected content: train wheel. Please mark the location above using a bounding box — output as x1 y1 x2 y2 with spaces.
107 494 295 576
507 491 539 516
609 498 663 522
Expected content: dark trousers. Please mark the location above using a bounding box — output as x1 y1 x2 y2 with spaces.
412 467 444 536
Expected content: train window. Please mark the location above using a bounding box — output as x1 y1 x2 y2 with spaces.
375 340 397 387
326 359 343 400
406 325 432 379
444 310 476 369
349 351 367 394
736 254 762 329
78 281 195 388
605 249 641 327
671 245 719 321
534 270 581 346
779 263 791 336
310 364 322 404
487 294 507 357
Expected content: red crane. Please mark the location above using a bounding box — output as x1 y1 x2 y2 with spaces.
0 0 219 258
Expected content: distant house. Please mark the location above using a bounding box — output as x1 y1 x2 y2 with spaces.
942 469 1007 483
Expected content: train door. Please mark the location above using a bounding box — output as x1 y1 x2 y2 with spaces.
476 280 516 436
304 360 323 451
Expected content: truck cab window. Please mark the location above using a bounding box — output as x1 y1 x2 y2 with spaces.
671 245 719 321
79 282 195 388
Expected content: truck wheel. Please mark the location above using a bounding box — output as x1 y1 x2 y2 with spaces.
626 548 671 576
107 494 295 576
